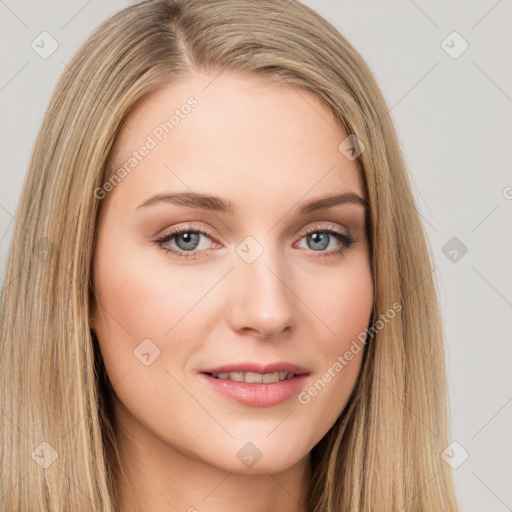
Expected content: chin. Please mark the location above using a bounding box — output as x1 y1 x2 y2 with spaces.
201 438 310 475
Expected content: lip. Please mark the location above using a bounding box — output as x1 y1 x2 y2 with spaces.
200 362 309 375
199 361 310 408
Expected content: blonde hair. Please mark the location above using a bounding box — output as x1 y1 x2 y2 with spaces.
0 0 459 510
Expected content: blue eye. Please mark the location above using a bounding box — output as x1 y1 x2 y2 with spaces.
170 231 202 251
155 222 355 260
296 227 355 258
156 225 215 260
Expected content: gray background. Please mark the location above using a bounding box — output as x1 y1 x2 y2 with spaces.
1 1 511 510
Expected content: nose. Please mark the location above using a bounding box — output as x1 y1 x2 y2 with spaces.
228 250 298 339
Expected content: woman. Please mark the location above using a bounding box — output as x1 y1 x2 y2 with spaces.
0 0 459 510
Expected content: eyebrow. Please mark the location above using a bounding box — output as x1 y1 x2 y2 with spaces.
136 191 368 214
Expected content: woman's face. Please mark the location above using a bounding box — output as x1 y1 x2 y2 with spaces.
91 71 373 475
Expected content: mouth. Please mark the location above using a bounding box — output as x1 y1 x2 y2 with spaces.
199 362 310 407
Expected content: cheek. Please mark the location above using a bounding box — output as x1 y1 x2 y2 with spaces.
293 258 373 422
91 245 221 435
91 239 214 381
94 261 178 336
94 224 225 325
305 257 374 349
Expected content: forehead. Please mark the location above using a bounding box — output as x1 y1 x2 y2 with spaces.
106 72 365 211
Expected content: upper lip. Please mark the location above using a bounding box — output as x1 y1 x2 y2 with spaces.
200 362 309 375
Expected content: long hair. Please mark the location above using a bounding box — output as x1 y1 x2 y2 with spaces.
0 0 459 510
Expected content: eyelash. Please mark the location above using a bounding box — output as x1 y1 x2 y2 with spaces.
155 222 356 261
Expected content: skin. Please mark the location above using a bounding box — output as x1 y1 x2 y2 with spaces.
90 71 374 512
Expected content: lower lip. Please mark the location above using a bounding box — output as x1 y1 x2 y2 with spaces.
199 373 309 407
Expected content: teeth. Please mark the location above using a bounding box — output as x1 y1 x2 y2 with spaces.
245 372 263 383
211 371 294 383
262 373 279 383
